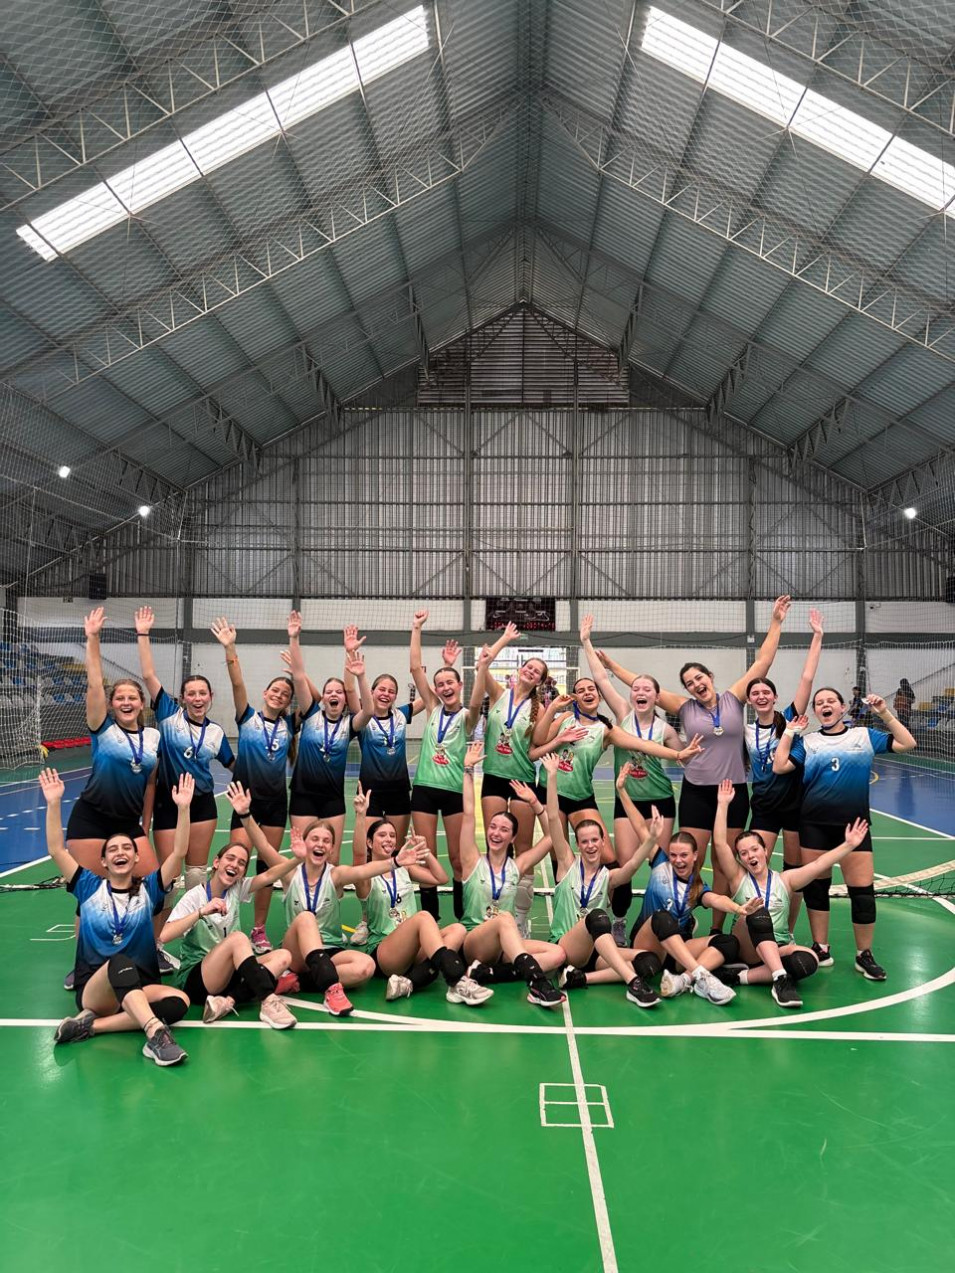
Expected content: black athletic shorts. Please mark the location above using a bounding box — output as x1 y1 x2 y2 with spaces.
289 787 346 819
481 772 546 806
75 960 159 1011
678 780 750 831
410 783 464 818
800 821 873 854
364 780 412 818
66 795 145 845
153 787 218 831
557 792 599 818
230 791 288 831
749 795 801 837
613 794 677 822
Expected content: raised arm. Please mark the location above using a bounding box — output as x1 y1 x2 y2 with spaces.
730 594 791 700
580 615 628 720
866 694 917 753
346 647 374 731
712 780 744 892
771 715 805 774
532 693 570 746
39 769 79 878
160 772 195 888
133 605 162 702
224 781 287 872
284 610 313 716
784 819 870 892
83 607 108 730
459 742 484 878
607 723 704 765
595 648 688 716
334 841 429 887
465 647 491 732
409 610 438 711
542 754 575 876
210 616 249 717
342 625 367 715
608 799 662 888
793 609 824 715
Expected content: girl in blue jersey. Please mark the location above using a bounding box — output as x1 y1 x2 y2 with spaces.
212 613 298 956
44 767 192 1066
773 691 916 980
285 616 373 860
137 607 234 887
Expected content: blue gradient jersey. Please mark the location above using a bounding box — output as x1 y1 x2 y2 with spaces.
153 688 233 794
68 866 166 989
83 717 160 823
234 704 296 798
789 727 892 823
635 861 708 937
745 703 802 812
293 703 352 791
356 706 414 786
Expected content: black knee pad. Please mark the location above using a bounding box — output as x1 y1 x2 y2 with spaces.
745 907 775 948
153 995 188 1025
107 954 142 1005
848 883 876 927
632 951 662 980
803 876 831 912
708 932 740 964
237 955 276 1002
611 880 633 919
650 909 680 941
585 909 612 940
782 950 818 982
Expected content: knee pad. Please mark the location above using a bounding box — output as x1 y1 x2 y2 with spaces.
584 909 612 941
745 907 775 948
184 865 207 892
782 950 818 982
650 909 680 941
848 883 876 927
632 951 662 980
152 995 188 1025
107 954 142 1005
803 876 832 913
708 932 740 964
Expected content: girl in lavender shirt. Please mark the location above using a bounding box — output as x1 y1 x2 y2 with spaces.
597 597 791 929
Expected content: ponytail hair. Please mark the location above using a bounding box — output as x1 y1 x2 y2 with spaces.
668 832 706 908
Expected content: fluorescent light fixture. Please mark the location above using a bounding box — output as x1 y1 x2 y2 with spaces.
640 7 955 218
137 505 151 518
903 506 918 519
57 464 71 478
18 6 429 260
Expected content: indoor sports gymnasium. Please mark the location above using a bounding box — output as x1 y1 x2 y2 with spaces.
2 3 954 1270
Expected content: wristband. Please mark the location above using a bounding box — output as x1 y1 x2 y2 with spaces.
783 726 797 737
533 805 545 817
238 811 251 821
464 766 475 775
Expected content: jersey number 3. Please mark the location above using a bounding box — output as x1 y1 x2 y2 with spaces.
830 758 840 772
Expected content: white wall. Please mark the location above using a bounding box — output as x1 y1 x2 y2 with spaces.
20 596 182 627
866 601 955 634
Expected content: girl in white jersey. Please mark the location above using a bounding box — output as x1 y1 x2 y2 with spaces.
711 780 870 1009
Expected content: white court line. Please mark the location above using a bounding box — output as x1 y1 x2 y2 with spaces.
874 808 955 839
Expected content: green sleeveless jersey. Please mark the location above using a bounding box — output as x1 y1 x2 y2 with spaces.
733 871 792 945
461 854 521 931
169 879 253 983
549 858 611 940
555 713 607 801
614 711 675 803
283 863 343 947
365 866 418 948
483 690 536 782
413 706 467 792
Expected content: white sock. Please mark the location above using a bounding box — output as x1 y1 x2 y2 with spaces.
738 969 750 984
772 968 786 981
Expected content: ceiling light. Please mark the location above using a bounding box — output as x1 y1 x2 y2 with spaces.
57 464 71 478
137 505 151 518
903 506 918 519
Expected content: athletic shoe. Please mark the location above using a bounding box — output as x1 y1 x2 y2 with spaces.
516 914 532 940
142 1027 188 1066
259 994 297 1029
771 974 802 1009
660 969 691 998
385 974 413 1001
625 976 660 1008
812 941 834 968
54 1009 95 1045
610 918 628 947
855 949 887 982
692 966 736 1005
274 971 300 996
323 983 353 1017
156 944 179 975
349 919 370 946
446 976 494 1006
526 978 566 1009
712 966 742 987
63 969 75 992
250 924 272 955
466 960 494 985
559 966 588 991
202 994 237 1023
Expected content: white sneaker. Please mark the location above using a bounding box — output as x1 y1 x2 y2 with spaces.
202 994 237 1023
385 974 413 1001
350 919 370 946
259 993 296 1029
660 969 691 998
446 975 494 1006
692 966 736 1005
515 914 531 940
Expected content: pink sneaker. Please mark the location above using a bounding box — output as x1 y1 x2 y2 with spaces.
323 982 353 1017
274 971 300 996
250 924 272 954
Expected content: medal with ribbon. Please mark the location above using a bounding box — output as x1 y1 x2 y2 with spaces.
183 713 208 761
123 727 145 773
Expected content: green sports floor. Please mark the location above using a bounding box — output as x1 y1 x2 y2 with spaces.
2 763 954 1272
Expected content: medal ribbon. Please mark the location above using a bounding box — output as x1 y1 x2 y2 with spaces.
372 713 396 751
578 860 602 910
670 867 692 921
301 863 324 913
754 722 774 773
259 712 282 756
503 691 524 730
107 883 131 944
436 707 460 747
748 869 773 909
384 870 400 909
123 727 145 768
322 712 344 756
486 854 508 902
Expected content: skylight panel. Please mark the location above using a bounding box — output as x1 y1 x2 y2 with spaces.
873 137 955 210
17 5 429 260
709 44 803 126
790 92 890 168
641 9 716 84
